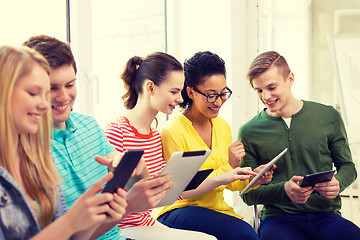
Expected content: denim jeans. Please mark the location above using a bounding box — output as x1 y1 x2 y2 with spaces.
259 212 360 240
158 206 259 240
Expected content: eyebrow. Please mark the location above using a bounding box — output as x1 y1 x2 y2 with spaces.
254 83 277 90
28 84 50 94
171 87 182 91
204 86 227 93
51 78 76 86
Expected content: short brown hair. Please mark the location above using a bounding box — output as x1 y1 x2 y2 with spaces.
23 35 77 73
247 51 290 86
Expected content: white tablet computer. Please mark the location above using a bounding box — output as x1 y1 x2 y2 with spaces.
156 149 211 207
239 148 287 196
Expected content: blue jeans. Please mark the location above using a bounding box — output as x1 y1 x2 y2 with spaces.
260 212 360 240
157 206 259 240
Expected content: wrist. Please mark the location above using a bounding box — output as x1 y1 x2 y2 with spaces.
124 202 136 218
58 214 77 237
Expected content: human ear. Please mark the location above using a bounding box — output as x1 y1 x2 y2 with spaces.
145 80 155 95
186 86 194 100
287 72 295 87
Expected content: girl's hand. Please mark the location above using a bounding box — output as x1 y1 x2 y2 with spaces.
96 153 148 177
228 140 246 168
126 174 173 214
63 172 127 232
216 167 257 186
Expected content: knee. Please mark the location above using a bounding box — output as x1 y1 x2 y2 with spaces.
222 223 259 240
239 230 259 240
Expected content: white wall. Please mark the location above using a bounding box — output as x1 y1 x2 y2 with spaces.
0 0 66 46
269 0 310 100
166 0 260 140
70 0 167 128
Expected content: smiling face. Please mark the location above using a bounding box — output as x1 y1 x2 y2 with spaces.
190 74 228 119
11 62 50 135
49 64 77 129
252 66 294 116
151 70 184 115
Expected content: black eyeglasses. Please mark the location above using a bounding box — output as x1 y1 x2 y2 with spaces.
193 87 232 103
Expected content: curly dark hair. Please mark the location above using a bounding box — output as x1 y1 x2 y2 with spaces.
180 51 226 108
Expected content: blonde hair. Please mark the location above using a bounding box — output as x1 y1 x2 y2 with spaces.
0 45 61 228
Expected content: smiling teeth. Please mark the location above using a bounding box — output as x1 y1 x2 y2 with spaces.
54 105 66 110
266 100 276 104
29 114 41 119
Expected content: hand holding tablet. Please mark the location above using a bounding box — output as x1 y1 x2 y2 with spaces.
300 170 336 188
239 148 288 196
102 150 144 194
156 150 211 207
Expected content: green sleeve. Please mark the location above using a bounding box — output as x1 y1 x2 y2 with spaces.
330 110 357 192
241 181 291 205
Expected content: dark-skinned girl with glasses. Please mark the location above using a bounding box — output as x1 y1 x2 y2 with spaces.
153 51 275 240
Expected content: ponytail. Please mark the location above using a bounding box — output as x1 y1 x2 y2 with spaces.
121 56 143 109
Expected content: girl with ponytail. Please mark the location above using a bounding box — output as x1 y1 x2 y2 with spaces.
104 52 216 240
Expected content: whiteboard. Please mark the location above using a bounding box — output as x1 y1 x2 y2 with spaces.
331 36 360 126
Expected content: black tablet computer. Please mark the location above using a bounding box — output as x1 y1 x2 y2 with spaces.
300 170 336 188
102 150 144 193
184 169 213 191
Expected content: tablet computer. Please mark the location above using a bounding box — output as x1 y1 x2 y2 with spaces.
239 148 288 196
156 150 211 207
184 169 213 191
102 150 144 194
300 170 335 187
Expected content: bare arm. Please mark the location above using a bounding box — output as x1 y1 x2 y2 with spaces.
182 167 257 199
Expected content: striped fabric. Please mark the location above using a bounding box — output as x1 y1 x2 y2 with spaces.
52 112 124 240
104 117 166 228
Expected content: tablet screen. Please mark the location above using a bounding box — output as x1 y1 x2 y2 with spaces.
300 170 335 187
184 169 213 191
102 150 144 193
239 148 288 196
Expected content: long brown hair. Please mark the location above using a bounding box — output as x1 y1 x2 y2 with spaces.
0 45 61 228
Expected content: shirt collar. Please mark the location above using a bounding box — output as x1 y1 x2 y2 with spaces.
53 115 77 141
